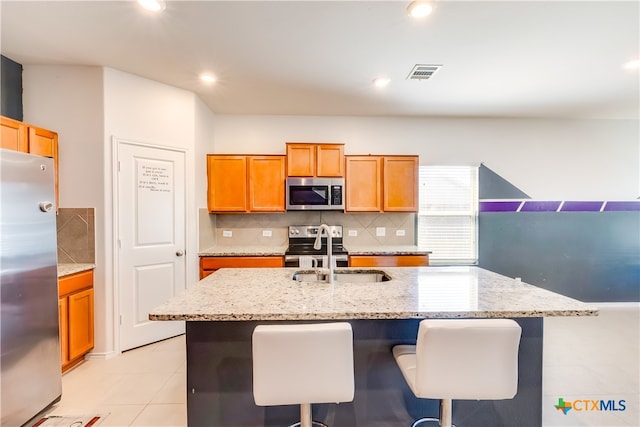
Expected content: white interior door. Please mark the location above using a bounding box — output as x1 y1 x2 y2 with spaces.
117 140 186 351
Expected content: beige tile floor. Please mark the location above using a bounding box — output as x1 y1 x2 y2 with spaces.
41 334 187 427
38 305 638 427
542 304 639 427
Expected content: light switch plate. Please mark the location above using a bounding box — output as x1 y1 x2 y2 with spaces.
348 229 358 237
262 230 272 237
223 230 232 237
396 229 405 236
376 227 386 237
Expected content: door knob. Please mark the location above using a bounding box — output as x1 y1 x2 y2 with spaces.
176 250 184 256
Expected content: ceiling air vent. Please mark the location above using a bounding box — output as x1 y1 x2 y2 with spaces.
407 64 442 80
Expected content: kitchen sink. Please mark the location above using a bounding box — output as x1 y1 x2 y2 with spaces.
292 269 391 283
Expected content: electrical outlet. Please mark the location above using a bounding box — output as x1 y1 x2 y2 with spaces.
376 227 386 237
223 230 232 237
262 230 272 237
348 229 358 237
396 229 405 236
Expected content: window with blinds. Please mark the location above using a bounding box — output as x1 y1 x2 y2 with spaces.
418 166 478 264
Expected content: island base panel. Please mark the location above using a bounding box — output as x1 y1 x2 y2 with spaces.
185 318 542 427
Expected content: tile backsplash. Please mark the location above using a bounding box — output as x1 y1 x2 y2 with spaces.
57 208 95 263
199 208 415 249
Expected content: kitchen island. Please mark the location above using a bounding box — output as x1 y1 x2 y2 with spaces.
150 266 596 427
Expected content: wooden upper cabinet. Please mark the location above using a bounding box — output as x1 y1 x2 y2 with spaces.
345 156 382 212
28 126 57 157
28 126 59 211
1 116 59 211
286 143 316 176
345 155 418 213
207 155 248 212
286 143 344 177
1 116 28 152
316 144 344 177
383 156 419 212
207 155 286 213
248 156 286 212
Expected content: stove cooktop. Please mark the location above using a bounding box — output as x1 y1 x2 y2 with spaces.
286 225 347 256
285 243 348 256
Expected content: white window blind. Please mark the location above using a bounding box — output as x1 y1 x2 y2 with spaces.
418 166 478 264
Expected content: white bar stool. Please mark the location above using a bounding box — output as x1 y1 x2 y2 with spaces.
393 319 522 427
252 322 355 427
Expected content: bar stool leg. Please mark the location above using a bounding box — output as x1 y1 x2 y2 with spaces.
440 399 453 427
289 404 328 427
300 403 312 427
410 399 456 427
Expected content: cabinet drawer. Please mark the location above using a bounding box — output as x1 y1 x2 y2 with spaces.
59 270 94 296
201 256 284 270
200 256 284 279
349 255 429 267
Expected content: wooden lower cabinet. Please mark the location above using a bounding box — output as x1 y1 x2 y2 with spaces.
200 256 284 279
349 255 429 267
58 297 69 366
59 269 94 372
68 288 94 361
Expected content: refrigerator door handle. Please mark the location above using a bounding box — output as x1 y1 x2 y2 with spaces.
39 201 54 212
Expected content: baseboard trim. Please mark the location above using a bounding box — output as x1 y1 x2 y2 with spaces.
84 350 118 360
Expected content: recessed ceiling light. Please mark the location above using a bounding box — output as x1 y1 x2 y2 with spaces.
407 1 433 19
622 59 640 70
138 0 166 12
373 77 391 88
200 73 217 84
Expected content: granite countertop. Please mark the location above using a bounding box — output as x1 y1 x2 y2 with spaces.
199 245 288 257
149 266 597 321
198 245 430 257
345 245 431 256
58 263 95 278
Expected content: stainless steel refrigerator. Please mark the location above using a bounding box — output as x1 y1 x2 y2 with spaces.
1 149 62 426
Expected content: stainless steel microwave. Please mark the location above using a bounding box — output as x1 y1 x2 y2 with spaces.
286 177 344 211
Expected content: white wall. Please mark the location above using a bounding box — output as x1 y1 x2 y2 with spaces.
23 65 105 207
194 96 217 209
23 66 210 357
22 65 113 354
103 68 203 353
210 115 639 200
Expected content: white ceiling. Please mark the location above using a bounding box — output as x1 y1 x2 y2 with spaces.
1 0 639 119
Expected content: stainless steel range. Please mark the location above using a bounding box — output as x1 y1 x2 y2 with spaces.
284 225 349 268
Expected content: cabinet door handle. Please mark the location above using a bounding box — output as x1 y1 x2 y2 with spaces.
176 250 184 257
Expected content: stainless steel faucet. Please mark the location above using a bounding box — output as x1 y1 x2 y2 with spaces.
313 224 334 283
